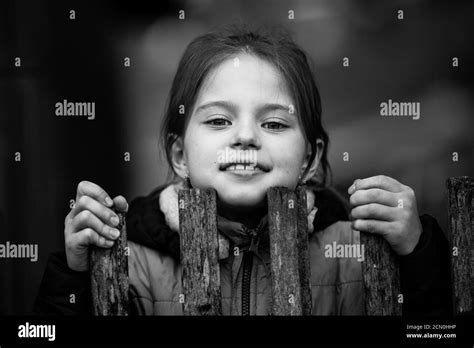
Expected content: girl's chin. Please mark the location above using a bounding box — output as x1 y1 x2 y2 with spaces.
216 191 267 209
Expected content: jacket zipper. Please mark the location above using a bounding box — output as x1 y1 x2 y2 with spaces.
241 251 253 315
241 228 258 315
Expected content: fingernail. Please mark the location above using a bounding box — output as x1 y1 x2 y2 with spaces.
105 197 113 207
110 215 120 226
110 228 120 239
348 184 355 194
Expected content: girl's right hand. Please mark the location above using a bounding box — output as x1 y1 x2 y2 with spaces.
64 181 128 272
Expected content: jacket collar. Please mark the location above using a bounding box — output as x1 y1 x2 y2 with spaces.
126 183 349 260
158 183 318 259
159 182 319 235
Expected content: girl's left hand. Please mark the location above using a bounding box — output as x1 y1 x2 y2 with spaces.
348 175 423 256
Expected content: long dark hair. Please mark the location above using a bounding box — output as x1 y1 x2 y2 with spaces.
160 24 332 187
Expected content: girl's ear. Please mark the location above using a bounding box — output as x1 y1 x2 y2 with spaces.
300 139 324 182
170 136 188 179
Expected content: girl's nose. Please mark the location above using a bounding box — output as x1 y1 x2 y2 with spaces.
231 120 261 149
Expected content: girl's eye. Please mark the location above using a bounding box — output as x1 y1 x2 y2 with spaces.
262 121 288 130
206 118 231 127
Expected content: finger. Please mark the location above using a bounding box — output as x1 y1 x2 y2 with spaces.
71 210 120 240
350 203 398 222
73 228 115 249
348 175 403 194
112 195 128 213
76 180 113 208
351 219 394 236
70 195 121 227
349 189 398 208
64 209 74 228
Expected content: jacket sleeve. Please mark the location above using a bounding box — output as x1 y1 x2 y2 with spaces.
399 214 453 316
33 251 92 315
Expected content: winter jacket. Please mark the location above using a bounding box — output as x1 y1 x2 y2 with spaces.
34 184 453 316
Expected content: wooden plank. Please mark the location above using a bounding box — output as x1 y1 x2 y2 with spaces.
360 232 401 315
447 176 473 314
178 188 221 315
267 187 312 315
90 210 129 316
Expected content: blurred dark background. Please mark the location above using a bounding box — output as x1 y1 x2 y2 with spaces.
0 0 473 314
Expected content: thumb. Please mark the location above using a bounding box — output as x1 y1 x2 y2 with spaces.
112 195 128 213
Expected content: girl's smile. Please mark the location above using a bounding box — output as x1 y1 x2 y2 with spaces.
218 149 271 177
221 163 268 177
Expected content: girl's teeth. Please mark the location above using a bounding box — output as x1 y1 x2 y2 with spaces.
225 164 258 171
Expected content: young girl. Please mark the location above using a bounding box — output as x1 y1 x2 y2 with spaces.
35 25 451 316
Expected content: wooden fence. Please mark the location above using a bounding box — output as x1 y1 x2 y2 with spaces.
447 176 473 314
90 177 473 316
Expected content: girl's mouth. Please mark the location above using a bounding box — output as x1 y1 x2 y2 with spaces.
223 165 265 176
219 163 270 174
225 164 263 176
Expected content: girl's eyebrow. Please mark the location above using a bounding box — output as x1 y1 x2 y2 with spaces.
195 101 237 114
195 100 294 115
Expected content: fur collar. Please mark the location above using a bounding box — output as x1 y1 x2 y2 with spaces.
158 183 318 259
126 183 349 261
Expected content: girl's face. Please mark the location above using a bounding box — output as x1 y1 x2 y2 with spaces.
175 53 320 211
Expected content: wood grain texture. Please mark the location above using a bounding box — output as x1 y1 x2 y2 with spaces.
179 188 222 315
90 211 129 316
267 187 312 315
447 176 473 314
360 232 401 316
